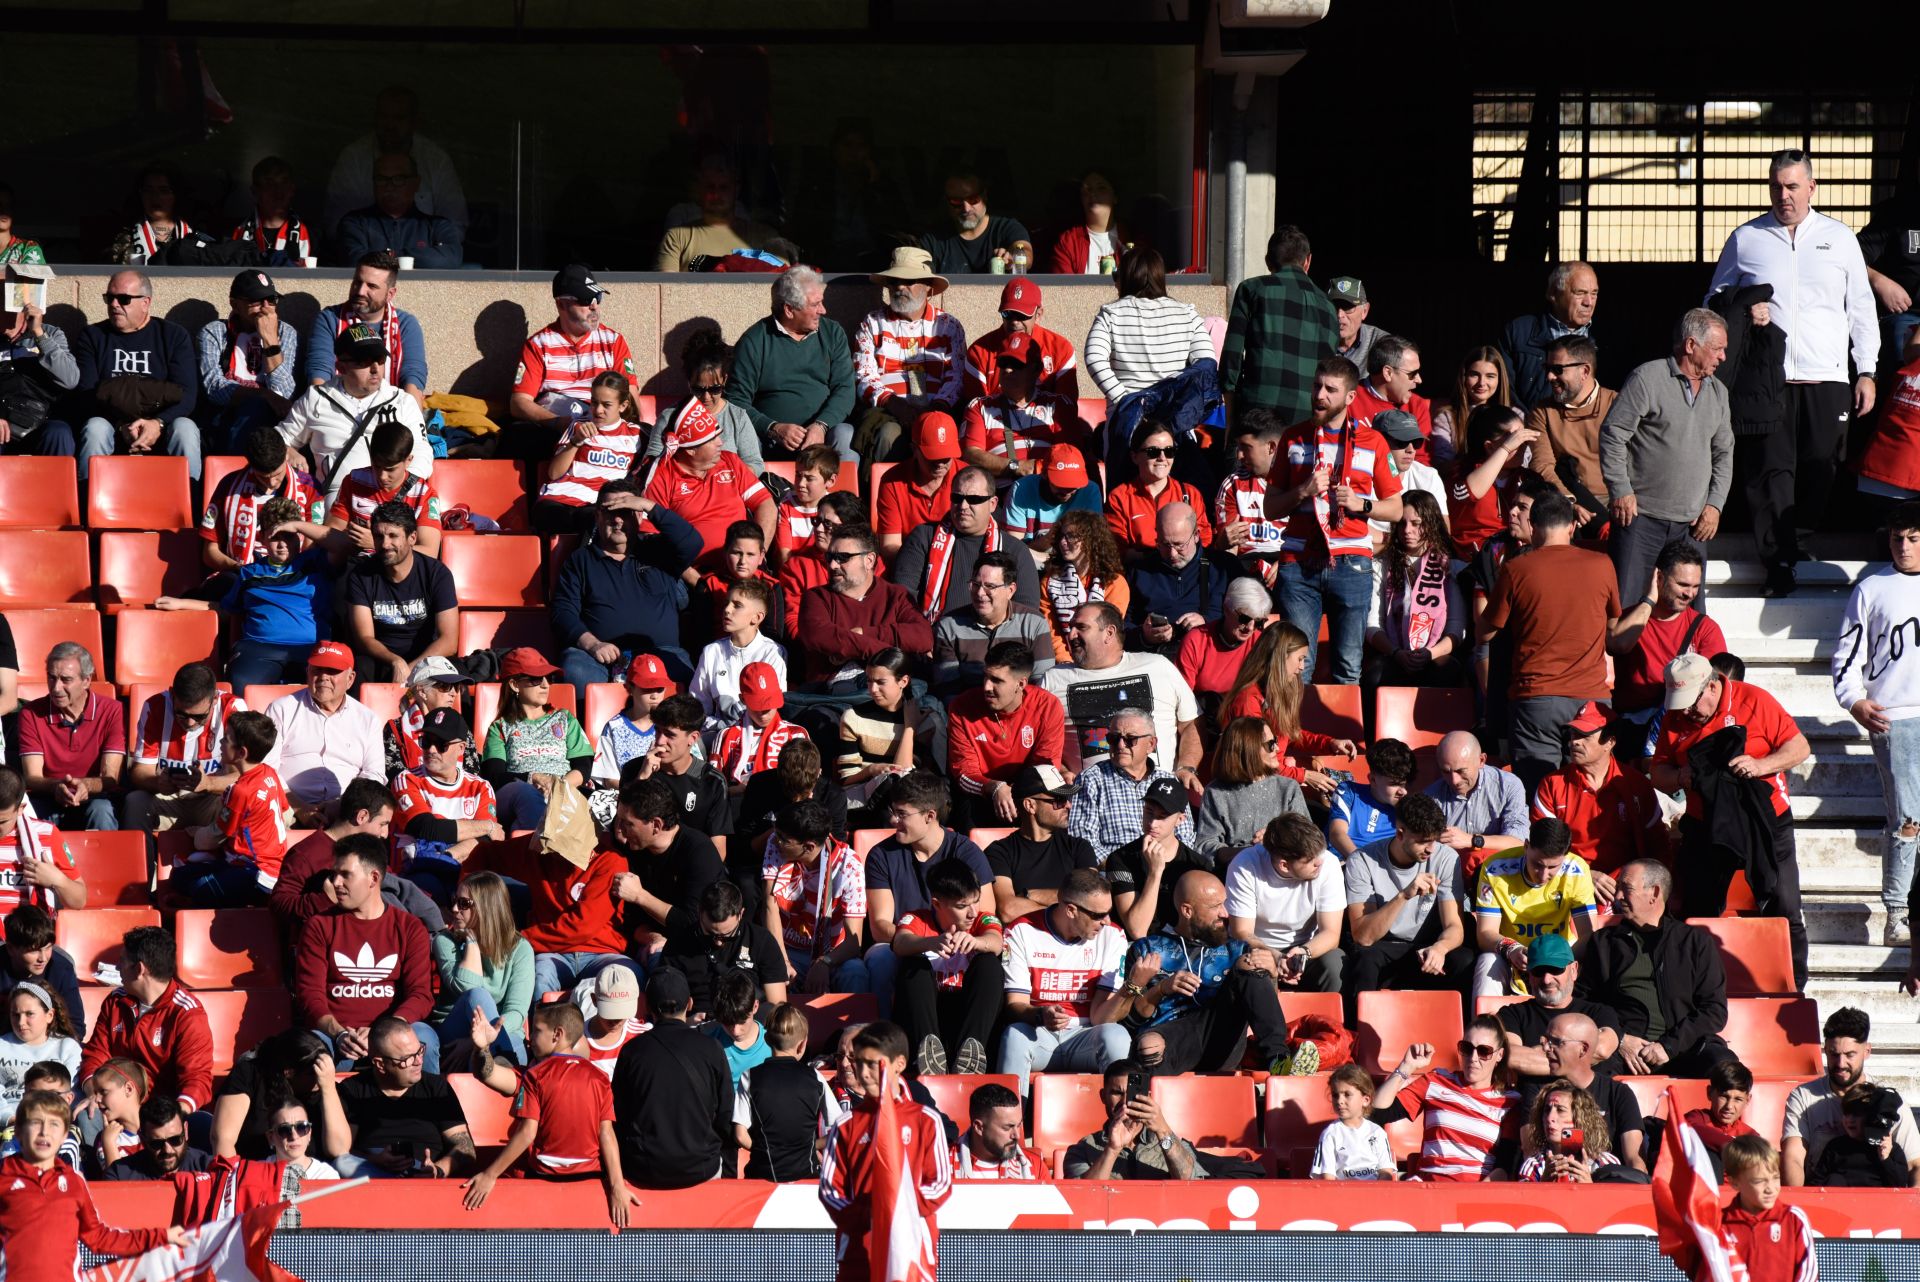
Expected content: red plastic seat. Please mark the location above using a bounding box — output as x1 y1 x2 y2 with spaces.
1474 994 1530 1017
457 609 555 657
471 683 576 744
200 989 293 1073
81 984 111 1033
918 1074 1020 1136
1618 1074 1676 1122
1355 990 1464 1078
1723 870 1758 915
1302 684 1364 742
95 531 208 612
357 682 406 725
201 456 244 501
450 1073 515 1146
852 829 891 859
1663 1076 1797 1145
968 827 1014 851
5 609 105 683
87 456 193 531
1076 398 1109 431
1150 1074 1260 1154
1263 1072 1335 1176
65 832 151 906
432 460 531 532
1685 916 1796 997
867 461 899 528
764 459 859 495
1722 998 1822 1077
174 908 285 989
242 684 303 712
1373 687 1475 753
634 395 657 423
795 993 878 1051
440 533 545 608
56 907 161 982
0 531 93 606
1278 991 1345 1027
582 682 628 749
114 610 219 689
0 457 80 528
1032 1074 1109 1162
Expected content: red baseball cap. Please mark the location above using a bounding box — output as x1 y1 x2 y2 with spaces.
916 411 961 461
626 653 675 693
999 277 1041 318
1568 699 1612 735
1000 331 1038 367
740 661 784 712
499 647 561 679
307 641 354 673
1046 443 1089 490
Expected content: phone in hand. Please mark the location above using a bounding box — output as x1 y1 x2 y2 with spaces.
1145 613 1169 629
1558 1128 1585 1158
1125 1069 1152 1104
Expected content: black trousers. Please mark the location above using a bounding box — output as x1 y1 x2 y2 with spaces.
1344 932 1476 1025
1140 967 1293 1076
1736 380 1852 571
894 952 1004 1066
1663 1038 1742 1079
1678 808 1808 992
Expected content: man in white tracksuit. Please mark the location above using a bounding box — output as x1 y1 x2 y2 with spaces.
276 323 432 505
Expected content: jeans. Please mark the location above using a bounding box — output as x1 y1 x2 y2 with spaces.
314 1021 441 1075
1872 717 1920 913
562 644 694 692
78 416 202 482
175 860 266 908
996 1021 1133 1097
16 420 81 459
437 986 526 1071
228 641 313 692
533 950 630 999
496 780 550 833
1275 555 1374 685
863 941 899 1018
47 797 119 831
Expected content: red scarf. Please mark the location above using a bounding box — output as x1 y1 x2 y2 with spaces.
233 215 312 258
334 305 405 390
135 218 191 259
222 319 267 389
920 518 1000 619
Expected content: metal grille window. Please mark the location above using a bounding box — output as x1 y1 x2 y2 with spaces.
1471 92 1906 263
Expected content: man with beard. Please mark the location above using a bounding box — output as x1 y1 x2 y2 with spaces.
892 466 1041 618
851 248 967 465
302 250 428 407
1128 870 1291 1076
340 500 459 687
955 1082 1044 1179
1782 1006 1920 1185
1525 334 1614 531
1501 262 1600 412
796 524 933 685
920 169 1031 276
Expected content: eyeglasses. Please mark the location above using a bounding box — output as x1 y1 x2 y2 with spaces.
103 292 148 306
1136 446 1176 460
826 549 870 564
149 1130 188 1148
1541 1036 1587 1052
272 1121 314 1140
1112 732 1152 748
1392 365 1422 380
971 579 1013 593
1457 1041 1502 1059
952 493 994 507
375 1048 425 1067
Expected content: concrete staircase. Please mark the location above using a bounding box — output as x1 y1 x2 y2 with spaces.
1708 536 1918 1099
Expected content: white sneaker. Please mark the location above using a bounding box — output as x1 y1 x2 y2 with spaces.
1885 911 1911 948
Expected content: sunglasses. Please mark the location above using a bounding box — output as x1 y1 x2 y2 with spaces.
272 1121 313 1140
149 1131 188 1148
452 897 476 910
1136 446 1176 460
1544 362 1590 374
693 380 728 395
1261 737 1279 750
1112 732 1153 748
103 292 148 306
952 493 995 507
1457 1041 1501 1059
1528 965 1568 978
1228 611 1257 628
513 674 551 685
1069 902 1111 921
826 549 869 564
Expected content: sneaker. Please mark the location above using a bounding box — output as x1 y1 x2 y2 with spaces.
1886 911 1912 948
916 1035 947 1077
1763 564 1796 598
955 1037 988 1075
1287 1039 1321 1076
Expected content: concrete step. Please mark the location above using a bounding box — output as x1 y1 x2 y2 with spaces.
1805 981 1920 1031
1708 560 1873 589
1709 591 1851 640
1706 534 1882 563
1803 896 1891 945
1791 792 1884 821
1733 636 1835 662
1789 751 1877 794
1810 943 1908 978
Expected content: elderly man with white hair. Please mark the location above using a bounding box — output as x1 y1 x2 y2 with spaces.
1125 502 1242 658
726 265 859 463
1176 577 1271 706
1422 730 1528 876
1067 706 1196 862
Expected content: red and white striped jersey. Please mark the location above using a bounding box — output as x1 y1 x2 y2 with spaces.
539 420 645 508
774 500 817 559
513 323 637 403
963 326 1079 403
391 765 497 860
199 467 326 564
1394 1069 1518 1182
329 468 443 532
764 833 867 960
217 762 294 889
1214 471 1287 560
583 1017 652 1079
1274 417 1401 562
854 306 966 408
959 393 1084 478
0 817 74 916
1001 911 1126 1024
715 716 810 786
894 910 1004 990
131 690 246 774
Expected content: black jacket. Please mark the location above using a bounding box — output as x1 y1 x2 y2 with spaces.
1577 917 1729 1058
1685 725 1782 900
610 1018 736 1188
1708 284 1787 436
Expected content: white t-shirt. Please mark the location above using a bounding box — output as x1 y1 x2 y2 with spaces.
1002 912 1128 1028
0 1033 82 1126
1783 1075 1920 1170
1223 845 1344 951
689 631 789 727
1084 230 1116 274
1041 652 1199 774
1311 1118 1395 1179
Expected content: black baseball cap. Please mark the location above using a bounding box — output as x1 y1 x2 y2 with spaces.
1143 776 1189 815
552 263 607 304
334 324 387 363
230 269 279 303
646 966 691 1014
421 707 471 746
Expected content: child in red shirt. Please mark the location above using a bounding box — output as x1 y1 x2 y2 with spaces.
1682 1059 1758 1183
1716 1135 1817 1282
325 419 444 557
775 445 839 564
179 710 292 906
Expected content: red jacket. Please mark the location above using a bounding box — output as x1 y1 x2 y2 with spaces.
468 835 626 955
172 1154 287 1227
946 685 1065 796
0 1155 168 1282
819 1091 952 1282
1719 1199 1817 1282
78 979 215 1111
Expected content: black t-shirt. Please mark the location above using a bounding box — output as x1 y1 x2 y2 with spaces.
986 831 1100 898
214 1054 335 1161
1501 996 1625 1077
920 215 1033 275
1860 196 1920 296
103 1146 212 1180
339 1071 467 1162
343 552 457 659
1104 839 1212 936
0 613 17 671
661 920 789 1014
631 826 726 936
649 761 734 841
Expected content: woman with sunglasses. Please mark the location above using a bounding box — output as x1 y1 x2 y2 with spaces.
1219 621 1358 803
1041 511 1130 662
210 1028 349 1163
1364 488 1468 708
431 872 532 1071
1103 421 1214 562
481 648 593 834
266 1099 339 1196
1370 1013 1520 1182
1429 345 1513 477
1193 716 1309 864
0 984 80 1129
641 327 765 481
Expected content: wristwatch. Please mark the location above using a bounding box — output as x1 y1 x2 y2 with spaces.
260 344 283 357
1470 834 1486 849
1124 982 1146 998
1158 1133 1175 1152
1358 497 1374 517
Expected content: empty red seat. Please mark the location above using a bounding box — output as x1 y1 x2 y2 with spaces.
968 827 1014 850
1355 990 1464 1077
449 1072 515 1146
1686 916 1796 997
1150 1074 1260 1154
201 456 245 500
200 989 293 1073
1618 1074 1675 1121
243 684 303 712
5 609 105 684
0 457 80 528
357 682 406 724
88 456 193 530
114 610 219 689
174 908 285 988
1263 1072 1335 1176
471 683 576 743
457 609 555 657
1279 991 1345 1027
0 531 93 606
1032 1073 1108 1162
1722 998 1822 1077
56 907 161 982
440 533 545 608
65 832 150 906
582 682 627 748
431 460 530 532
1302 684 1364 742
1077 398 1109 430
918 1074 1020 1136
852 829 890 859
95 531 208 612
867 462 899 528
795 993 878 1051
1373 687 1475 753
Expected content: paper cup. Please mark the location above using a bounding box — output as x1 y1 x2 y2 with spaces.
302 256 319 269
397 256 416 270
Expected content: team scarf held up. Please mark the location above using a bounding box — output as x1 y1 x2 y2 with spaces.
133 218 193 260
231 216 313 260
1044 560 1107 635
1386 548 1451 652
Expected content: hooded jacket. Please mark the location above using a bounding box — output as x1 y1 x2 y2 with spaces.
1708 283 1787 436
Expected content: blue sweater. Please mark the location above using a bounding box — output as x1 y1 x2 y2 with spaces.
219 548 333 646
73 318 198 425
302 305 429 391
335 206 464 270
550 506 704 672
1125 549 1238 635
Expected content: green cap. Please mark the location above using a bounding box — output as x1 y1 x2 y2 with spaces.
1527 934 1575 971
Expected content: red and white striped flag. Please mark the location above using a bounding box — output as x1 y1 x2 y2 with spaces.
868 1065 937 1282
1653 1088 1748 1282
85 1200 301 1282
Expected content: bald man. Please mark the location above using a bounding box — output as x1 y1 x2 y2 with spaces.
1126 502 1238 656
1539 1009 1646 1170
1422 730 1528 881
1121 871 1292 1076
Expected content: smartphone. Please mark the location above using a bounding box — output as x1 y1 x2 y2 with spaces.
391 1139 415 1161
1146 613 1169 629
1125 1069 1152 1103
1558 1128 1584 1158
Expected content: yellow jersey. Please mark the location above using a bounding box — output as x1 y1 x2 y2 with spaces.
1472 853 1596 946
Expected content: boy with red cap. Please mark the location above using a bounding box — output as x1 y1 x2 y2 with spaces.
875 414 960 558
1001 443 1103 550
960 330 1088 492
962 278 1080 403
714 662 808 793
642 397 776 575
591 654 672 787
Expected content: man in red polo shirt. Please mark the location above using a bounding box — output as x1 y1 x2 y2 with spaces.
1650 653 1811 988
1261 356 1402 685
1347 335 1433 463
17 642 125 831
1531 700 1668 911
958 333 1087 492
643 401 776 577
947 642 1066 828
961 277 1079 403
875 414 959 558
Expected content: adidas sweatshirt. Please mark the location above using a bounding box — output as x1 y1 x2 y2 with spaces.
1833 564 1920 720
293 903 433 1030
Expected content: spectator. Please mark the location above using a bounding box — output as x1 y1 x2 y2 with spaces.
763 801 868 994
1038 509 1130 661
508 265 637 442
1809 1085 1912 1188
78 925 212 1118
0 185 45 265
892 858 1006 1076
1327 738 1416 860
1193 715 1310 863
1107 421 1217 566
963 331 1087 494
1123 503 1236 661
956 1081 1044 1180
1531 701 1668 897
1450 405 1544 557
535 372 648 536
1083 246 1213 434
611 968 734 1188
858 771 994 1009
930 550 1055 696
388 705 500 905
837 650 930 821
1002 443 1103 552
1172 575 1267 708
654 156 773 271
1498 934 1622 1084
736 1003 835 1182
1782 1007 1920 1186
1835 504 1920 945
997 868 1131 1095
1608 539 1727 736
1043 601 1200 777
1710 149 1877 599
690 579 787 727
103 1097 211 1182
1426 732 1529 877
1047 171 1122 276
229 155 312 261
461 816 628 1000
702 969 771 1090
898 469 1048 624
921 169 1030 275
51 268 199 482
83 1057 148 1174
712 663 807 795
269 778 397 934
169 709 291 907
1471 817 1596 999
116 663 240 840
109 164 193 265
261 1099 341 1197
1220 621 1357 804
1343 792 1472 1003
0 260 79 456
769 445 838 565
738 737 847 853
589 654 670 790
324 85 468 235
209 1028 349 1163
1061 1058 1199 1180
1501 261 1600 412
798 524 935 684
1861 190 1920 356
1224 813 1345 994
162 497 333 689
962 278 1079 403
1369 409 1447 541
947 644 1065 829
1682 1059 1758 1175
1346 336 1433 455
278 324 432 503
875 415 958 558
644 338 765 492
199 427 325 576
554 481 705 689
1108 776 1209 940
642 400 776 575
1066 707 1197 864
0 1089 182 1274
1514 1079 1619 1182
1 906 84 1036
607 776 727 954
334 500 456 687
1327 275 1382 373
1598 308 1733 601
1529 334 1614 528
1649 653 1810 988
1535 1010 1644 1169
18 643 122 834
1577 859 1733 1078
381 657 475 780
0 982 81 1130
479 652 590 833
983 765 1098 921
1369 1013 1518 1182
851 248 966 464
196 269 299 454
292 833 438 1071
726 267 857 464
1469 474 1556 723
626 695 732 863
334 152 462 269
1430 345 1514 475
1222 225 1339 425
1312 1064 1397 1181
1364 490 1467 697
1129 870 1293 1076
301 251 428 401
1480 492 1624 792
336 1015 474 1179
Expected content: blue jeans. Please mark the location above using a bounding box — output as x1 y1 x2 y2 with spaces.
228 641 314 692
1872 717 1920 913
17 421 81 459
1275 555 1374 685
862 942 899 1018
561 644 693 692
176 860 266 908
437 987 526 1071
78 415 202 482
996 1022 1134 1097
533 950 630 999
203 396 282 457
496 780 549 833
313 1021 441 1075
47 797 119 831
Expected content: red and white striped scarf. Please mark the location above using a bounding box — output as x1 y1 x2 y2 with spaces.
135 218 192 259
1044 561 1107 634
335 305 405 390
920 520 1000 620
222 319 267 389
233 215 313 258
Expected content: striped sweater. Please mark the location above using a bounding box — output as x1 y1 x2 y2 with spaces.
854 305 967 408
1084 296 1214 403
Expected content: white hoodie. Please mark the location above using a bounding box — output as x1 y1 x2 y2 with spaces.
1833 564 1920 719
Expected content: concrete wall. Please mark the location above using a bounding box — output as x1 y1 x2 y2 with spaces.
48 270 1227 411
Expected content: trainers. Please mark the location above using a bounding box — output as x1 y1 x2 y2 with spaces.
1763 564 1796 598
955 1037 988 1075
1287 1039 1321 1076
1886 911 1912 948
916 1035 947 1077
